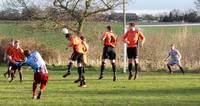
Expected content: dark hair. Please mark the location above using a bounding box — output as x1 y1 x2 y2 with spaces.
107 25 112 31
171 44 175 47
14 40 20 44
10 39 14 42
129 22 135 27
24 49 31 57
65 33 72 38
80 36 85 40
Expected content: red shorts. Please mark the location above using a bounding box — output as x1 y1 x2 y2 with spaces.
34 72 48 84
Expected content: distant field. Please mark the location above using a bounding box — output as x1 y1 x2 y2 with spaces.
0 65 200 106
0 21 200 68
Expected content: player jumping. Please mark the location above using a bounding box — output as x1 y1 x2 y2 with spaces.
99 25 118 81
123 23 145 80
62 28 88 87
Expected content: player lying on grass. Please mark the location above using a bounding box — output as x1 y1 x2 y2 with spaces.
62 28 88 87
164 44 185 74
3 39 15 79
99 25 118 81
123 22 145 80
7 40 25 83
17 50 48 99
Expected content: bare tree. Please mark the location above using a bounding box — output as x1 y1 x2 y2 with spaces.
2 0 48 20
195 0 200 10
53 0 126 34
4 0 33 11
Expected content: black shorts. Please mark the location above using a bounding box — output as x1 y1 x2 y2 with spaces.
102 46 116 60
70 52 84 63
127 47 138 59
9 62 21 71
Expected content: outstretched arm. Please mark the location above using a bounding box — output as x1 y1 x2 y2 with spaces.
164 53 170 61
101 32 106 41
3 51 7 61
15 57 27 67
177 50 182 60
138 31 145 48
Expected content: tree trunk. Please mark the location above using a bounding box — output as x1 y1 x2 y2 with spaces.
77 18 85 35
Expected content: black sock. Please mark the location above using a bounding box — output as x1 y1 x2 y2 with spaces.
167 65 172 73
100 62 105 76
112 63 116 77
67 62 73 73
78 67 86 85
78 67 82 79
19 71 22 82
179 67 185 74
82 74 86 85
82 67 85 73
135 63 138 74
128 63 133 75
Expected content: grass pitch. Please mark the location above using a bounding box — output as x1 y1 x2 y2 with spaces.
0 65 200 106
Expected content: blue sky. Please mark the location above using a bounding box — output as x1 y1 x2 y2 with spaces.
128 0 195 10
121 0 196 14
0 0 196 14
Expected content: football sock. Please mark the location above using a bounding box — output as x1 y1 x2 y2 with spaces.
112 63 116 77
78 67 82 80
100 62 105 76
67 62 73 73
135 63 138 74
128 63 133 75
167 65 172 73
33 82 37 97
19 71 22 82
179 67 185 74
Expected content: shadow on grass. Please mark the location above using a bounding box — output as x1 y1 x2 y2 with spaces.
58 87 200 96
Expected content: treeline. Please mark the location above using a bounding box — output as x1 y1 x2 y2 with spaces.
159 9 200 22
0 6 102 21
0 7 200 23
138 9 200 23
0 7 59 20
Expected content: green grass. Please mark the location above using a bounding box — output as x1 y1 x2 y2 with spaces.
0 21 67 51
1 21 200 50
0 65 200 106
